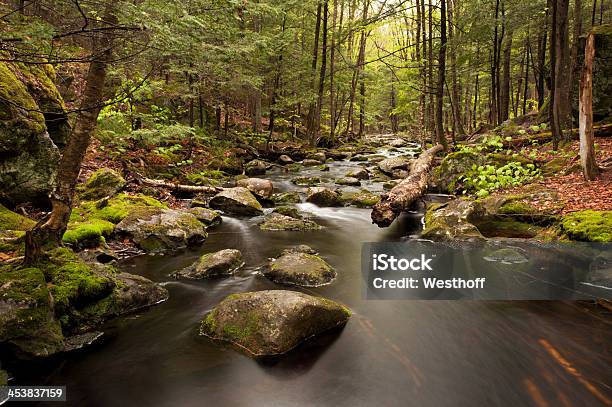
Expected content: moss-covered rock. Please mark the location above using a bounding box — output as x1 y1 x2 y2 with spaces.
264 248 336 286
173 249 244 279
271 191 301 204
421 200 486 241
200 290 351 357
236 177 274 199
335 177 361 186
339 190 381 208
259 213 322 231
0 61 68 206
115 207 207 252
62 219 115 249
432 151 482 193
272 206 302 218
346 168 369 180
560 211 612 242
244 159 269 176
79 168 126 200
377 156 412 178
291 176 321 186
306 187 342 207
185 207 222 227
0 203 35 231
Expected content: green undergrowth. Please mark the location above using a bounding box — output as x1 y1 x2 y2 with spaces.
560 211 612 242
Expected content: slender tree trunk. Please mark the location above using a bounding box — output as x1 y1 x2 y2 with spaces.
435 0 448 149
523 39 530 115
427 0 434 132
25 6 116 263
306 2 322 141
579 32 599 180
329 0 338 141
570 0 582 110
501 29 513 122
416 0 425 139
491 0 500 125
551 0 571 148
536 8 548 109
346 0 368 138
313 0 329 144
448 0 465 136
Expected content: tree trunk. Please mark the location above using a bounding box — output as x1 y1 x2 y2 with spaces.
329 0 338 141
536 9 548 110
313 0 329 144
501 29 513 122
579 32 599 181
435 0 448 149
25 7 116 263
491 0 500 125
371 144 444 227
306 1 322 144
551 0 571 148
448 0 465 137
427 0 434 132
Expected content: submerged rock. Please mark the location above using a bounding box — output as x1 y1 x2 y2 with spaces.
339 190 381 208
306 187 342 207
259 213 322 231
173 249 244 279
272 206 302 218
200 290 351 357
209 187 263 216
236 178 274 199
185 207 222 227
264 249 336 286
115 207 206 252
79 168 126 200
302 158 323 166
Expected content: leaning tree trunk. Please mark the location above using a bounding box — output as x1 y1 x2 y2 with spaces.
25 13 115 264
579 32 599 181
371 144 444 227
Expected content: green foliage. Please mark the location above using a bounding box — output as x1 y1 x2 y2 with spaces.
560 211 612 242
460 162 540 198
0 203 35 230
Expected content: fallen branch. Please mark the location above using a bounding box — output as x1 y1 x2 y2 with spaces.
138 176 222 195
371 144 444 227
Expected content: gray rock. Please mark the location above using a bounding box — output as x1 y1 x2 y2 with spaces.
349 155 368 162
173 249 244 279
264 249 336 286
302 159 323 166
335 177 361 186
291 176 321 186
115 207 207 252
306 187 342 207
209 187 264 216
378 156 412 177
421 200 486 241
200 290 351 356
236 178 274 199
308 152 326 162
271 191 301 204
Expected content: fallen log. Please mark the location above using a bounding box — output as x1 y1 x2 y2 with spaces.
503 123 612 148
139 176 223 195
371 144 444 227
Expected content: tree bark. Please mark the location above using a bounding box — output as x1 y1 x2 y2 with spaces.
25 6 116 263
313 0 329 143
551 0 571 148
448 0 465 137
579 32 599 180
371 144 444 227
500 29 513 122
329 0 338 141
435 0 448 149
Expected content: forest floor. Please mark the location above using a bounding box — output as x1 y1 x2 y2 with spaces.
506 138 612 213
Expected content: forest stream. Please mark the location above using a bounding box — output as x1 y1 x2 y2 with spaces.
11 145 611 407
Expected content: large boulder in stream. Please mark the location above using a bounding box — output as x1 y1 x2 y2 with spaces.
173 249 244 279
377 156 412 178
200 290 351 357
236 178 274 199
306 187 342 207
244 159 269 176
422 199 486 241
115 207 207 252
263 246 336 286
209 187 263 216
0 61 70 206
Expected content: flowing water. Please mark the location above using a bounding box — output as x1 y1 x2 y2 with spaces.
16 146 612 406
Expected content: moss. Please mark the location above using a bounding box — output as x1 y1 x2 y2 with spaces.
340 191 381 208
0 203 35 230
273 206 301 218
498 198 537 215
0 230 26 254
70 193 166 225
62 219 115 248
42 248 115 316
560 210 612 242
79 168 126 200
474 218 541 239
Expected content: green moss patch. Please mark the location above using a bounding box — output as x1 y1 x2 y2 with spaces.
560 210 612 242
0 203 35 231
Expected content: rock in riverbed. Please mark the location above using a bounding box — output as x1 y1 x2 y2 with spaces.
346 168 369 180
306 187 342 207
209 187 263 216
263 247 336 286
335 177 361 186
173 249 244 279
259 213 322 231
200 290 351 357
378 156 412 178
271 191 301 204
185 207 222 227
236 178 274 199
115 207 207 252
